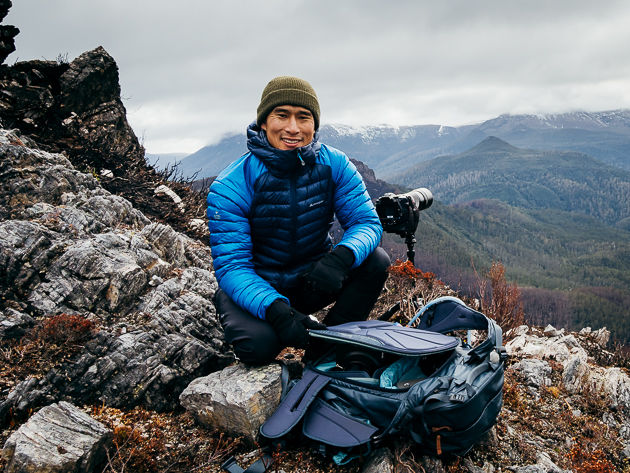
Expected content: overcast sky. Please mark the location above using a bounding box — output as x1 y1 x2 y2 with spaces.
6 1 630 154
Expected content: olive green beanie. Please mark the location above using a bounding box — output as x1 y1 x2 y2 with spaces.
256 76 320 129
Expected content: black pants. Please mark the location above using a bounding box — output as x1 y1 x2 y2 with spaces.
215 247 390 365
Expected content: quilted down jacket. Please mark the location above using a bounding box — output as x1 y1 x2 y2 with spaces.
207 125 382 319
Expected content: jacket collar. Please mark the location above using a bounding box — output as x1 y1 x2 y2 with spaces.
246 122 320 176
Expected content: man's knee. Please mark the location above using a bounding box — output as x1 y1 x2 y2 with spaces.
214 289 282 365
362 247 391 274
232 335 281 365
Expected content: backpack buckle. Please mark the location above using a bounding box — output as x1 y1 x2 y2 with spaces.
449 392 468 402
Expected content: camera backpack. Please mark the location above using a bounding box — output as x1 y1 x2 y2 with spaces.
259 296 507 464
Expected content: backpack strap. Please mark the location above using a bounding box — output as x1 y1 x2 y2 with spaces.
409 296 505 360
260 367 331 439
302 398 379 447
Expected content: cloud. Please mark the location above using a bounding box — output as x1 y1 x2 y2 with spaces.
6 0 630 153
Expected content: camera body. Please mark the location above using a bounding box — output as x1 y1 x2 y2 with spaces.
375 188 433 238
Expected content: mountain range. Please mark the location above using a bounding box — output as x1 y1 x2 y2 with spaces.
166 109 630 180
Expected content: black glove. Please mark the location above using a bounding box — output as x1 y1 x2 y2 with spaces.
303 246 355 295
266 300 326 348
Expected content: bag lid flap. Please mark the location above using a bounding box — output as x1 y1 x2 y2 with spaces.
302 398 379 448
309 320 458 355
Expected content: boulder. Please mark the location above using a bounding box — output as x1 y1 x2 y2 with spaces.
180 363 283 444
2 401 111 473
462 459 495 473
512 359 552 388
579 326 611 347
543 324 563 338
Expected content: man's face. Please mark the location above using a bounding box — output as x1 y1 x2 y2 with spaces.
262 105 315 150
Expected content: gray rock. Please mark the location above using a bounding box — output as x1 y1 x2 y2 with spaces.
0 220 67 300
562 355 589 393
180 363 283 444
506 330 587 363
462 459 495 473
0 308 34 339
2 401 112 473
362 448 393 473
511 452 570 473
0 130 99 215
512 359 552 388
543 324 563 337
508 325 530 338
592 327 610 347
557 334 580 349
579 325 610 346
563 354 630 411
28 234 150 314
416 456 447 473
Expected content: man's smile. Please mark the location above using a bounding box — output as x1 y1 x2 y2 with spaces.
281 137 302 147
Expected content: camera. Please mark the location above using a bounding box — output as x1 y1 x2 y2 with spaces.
375 188 433 238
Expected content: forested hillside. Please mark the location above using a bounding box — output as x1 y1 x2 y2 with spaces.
390 136 630 226
377 139 630 344
390 200 630 342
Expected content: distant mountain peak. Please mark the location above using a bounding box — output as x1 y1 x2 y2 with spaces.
469 136 519 153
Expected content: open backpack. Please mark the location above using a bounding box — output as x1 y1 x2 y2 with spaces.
259 296 507 465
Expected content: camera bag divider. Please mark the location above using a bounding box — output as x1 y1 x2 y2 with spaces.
259 296 507 463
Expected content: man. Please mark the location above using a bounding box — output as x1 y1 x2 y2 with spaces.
207 76 390 365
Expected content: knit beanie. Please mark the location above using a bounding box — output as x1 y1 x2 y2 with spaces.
256 76 320 129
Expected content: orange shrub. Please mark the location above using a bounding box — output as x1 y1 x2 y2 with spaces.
38 313 96 344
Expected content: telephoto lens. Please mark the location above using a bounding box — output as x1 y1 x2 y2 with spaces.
404 188 433 212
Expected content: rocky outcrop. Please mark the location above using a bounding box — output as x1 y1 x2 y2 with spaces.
0 0 18 65
0 128 233 423
2 401 111 473
506 324 630 412
0 46 209 241
0 47 143 176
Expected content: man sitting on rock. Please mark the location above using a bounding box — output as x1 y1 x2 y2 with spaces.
207 76 390 365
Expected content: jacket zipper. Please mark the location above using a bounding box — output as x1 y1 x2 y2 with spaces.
290 172 297 260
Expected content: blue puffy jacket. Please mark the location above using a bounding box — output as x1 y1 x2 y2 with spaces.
207 125 382 319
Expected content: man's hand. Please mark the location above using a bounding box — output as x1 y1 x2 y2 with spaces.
303 246 355 295
266 300 326 348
